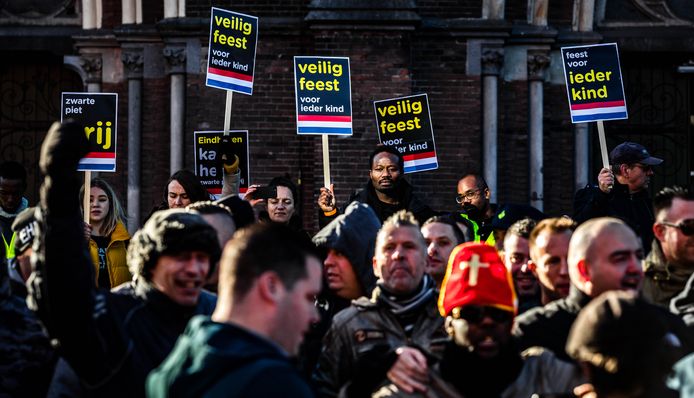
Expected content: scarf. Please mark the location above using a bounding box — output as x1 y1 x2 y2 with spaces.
377 275 435 335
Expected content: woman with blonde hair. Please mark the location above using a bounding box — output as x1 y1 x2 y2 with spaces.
81 178 131 288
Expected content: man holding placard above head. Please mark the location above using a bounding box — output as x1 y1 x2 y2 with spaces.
574 141 662 253
317 145 435 228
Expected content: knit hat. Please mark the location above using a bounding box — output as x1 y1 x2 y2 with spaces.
438 242 517 317
11 207 37 255
128 209 221 280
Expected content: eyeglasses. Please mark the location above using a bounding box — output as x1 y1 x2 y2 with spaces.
455 189 482 204
660 219 694 236
453 305 513 324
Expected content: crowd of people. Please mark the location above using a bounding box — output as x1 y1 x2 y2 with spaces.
1 120 694 398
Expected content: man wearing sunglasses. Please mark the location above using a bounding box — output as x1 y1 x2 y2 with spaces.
643 186 694 307
574 141 663 253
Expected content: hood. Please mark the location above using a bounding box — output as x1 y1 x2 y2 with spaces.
148 315 287 397
313 201 381 296
0 197 28 220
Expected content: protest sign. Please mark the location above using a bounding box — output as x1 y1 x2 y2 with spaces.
294 56 352 136
374 93 438 173
561 43 627 123
194 130 249 198
206 7 258 95
61 92 118 172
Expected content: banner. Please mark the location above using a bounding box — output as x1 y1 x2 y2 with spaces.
206 7 259 95
194 131 250 198
61 92 118 172
561 43 628 123
294 56 352 135
374 94 438 173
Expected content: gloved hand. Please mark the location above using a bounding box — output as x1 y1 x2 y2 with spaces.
39 120 89 214
39 120 89 179
220 135 239 174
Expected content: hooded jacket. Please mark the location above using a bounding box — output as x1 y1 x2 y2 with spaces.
319 179 435 229
642 239 693 308
0 197 28 259
147 315 314 398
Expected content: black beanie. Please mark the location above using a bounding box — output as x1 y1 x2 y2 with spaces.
127 209 221 280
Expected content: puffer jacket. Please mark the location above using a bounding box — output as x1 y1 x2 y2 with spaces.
312 284 448 398
88 221 131 288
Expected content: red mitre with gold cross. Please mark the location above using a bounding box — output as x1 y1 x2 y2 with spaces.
438 242 517 317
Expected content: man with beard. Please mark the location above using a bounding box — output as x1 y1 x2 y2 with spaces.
317 145 435 228
513 217 646 361
454 174 497 245
528 217 576 306
574 141 663 252
312 211 448 397
503 218 541 314
372 243 582 398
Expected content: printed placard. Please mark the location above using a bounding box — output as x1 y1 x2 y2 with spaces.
60 92 118 172
206 7 259 95
294 56 352 135
374 94 438 173
561 43 628 123
194 130 250 198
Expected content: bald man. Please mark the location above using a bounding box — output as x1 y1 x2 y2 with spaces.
513 217 645 361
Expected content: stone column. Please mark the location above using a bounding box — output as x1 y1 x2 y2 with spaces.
79 54 102 93
122 49 143 233
163 45 186 174
481 46 503 203
482 0 505 20
527 50 550 211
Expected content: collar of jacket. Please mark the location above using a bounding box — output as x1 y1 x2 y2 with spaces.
644 239 692 282
609 181 650 199
363 178 413 207
353 283 441 319
565 284 592 312
0 197 28 219
134 279 201 320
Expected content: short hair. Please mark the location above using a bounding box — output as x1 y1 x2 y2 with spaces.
460 173 488 191
164 169 211 205
268 176 298 203
186 200 233 217
568 217 630 271
422 215 465 245
505 218 537 243
529 217 576 259
377 210 425 250
653 186 694 219
219 222 318 301
80 178 127 236
368 145 403 172
0 161 27 184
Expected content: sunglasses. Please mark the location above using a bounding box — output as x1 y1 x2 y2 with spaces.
454 305 513 324
660 219 694 236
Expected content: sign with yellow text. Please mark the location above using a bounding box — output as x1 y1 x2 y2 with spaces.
374 94 438 173
206 7 258 95
561 43 627 123
194 130 250 197
61 92 118 172
294 56 352 135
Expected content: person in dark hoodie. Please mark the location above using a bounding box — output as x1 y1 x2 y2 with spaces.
28 121 221 397
299 202 381 377
147 222 322 397
317 145 435 229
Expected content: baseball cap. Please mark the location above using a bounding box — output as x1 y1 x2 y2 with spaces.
609 142 663 166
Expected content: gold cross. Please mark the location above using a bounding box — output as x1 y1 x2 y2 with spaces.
459 254 490 286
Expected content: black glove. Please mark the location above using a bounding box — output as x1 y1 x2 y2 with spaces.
39 120 89 215
40 120 89 179
220 136 239 173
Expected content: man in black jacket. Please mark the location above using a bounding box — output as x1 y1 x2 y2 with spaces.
317 145 435 228
574 141 663 252
29 121 221 397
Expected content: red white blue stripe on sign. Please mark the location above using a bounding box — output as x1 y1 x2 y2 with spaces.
403 151 438 173
78 152 116 172
207 67 254 95
297 115 352 135
569 100 627 123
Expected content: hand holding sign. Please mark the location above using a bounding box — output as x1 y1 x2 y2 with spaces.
597 167 614 193
318 184 336 213
220 135 240 174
